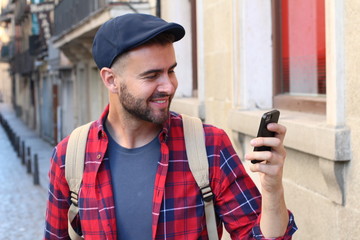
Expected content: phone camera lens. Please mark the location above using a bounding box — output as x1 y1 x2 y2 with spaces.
266 115 271 121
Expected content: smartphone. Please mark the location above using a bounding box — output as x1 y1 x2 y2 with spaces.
251 109 280 164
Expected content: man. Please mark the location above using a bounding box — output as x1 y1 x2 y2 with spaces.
44 13 297 239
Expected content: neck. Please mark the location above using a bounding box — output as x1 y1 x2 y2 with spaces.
106 104 162 149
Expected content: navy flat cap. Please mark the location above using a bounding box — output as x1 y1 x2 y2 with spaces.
92 13 185 69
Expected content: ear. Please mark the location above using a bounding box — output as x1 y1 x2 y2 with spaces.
100 67 118 93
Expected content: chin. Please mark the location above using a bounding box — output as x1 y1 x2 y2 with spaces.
150 112 169 124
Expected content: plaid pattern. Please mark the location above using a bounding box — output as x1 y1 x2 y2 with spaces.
44 105 297 240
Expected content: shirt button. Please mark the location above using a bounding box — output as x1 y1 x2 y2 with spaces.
97 154 102 159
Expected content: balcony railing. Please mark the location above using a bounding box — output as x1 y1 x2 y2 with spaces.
54 0 149 37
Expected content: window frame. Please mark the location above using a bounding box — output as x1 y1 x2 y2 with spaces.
272 0 327 115
228 0 349 206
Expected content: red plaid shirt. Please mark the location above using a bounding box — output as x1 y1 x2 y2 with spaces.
44 105 297 240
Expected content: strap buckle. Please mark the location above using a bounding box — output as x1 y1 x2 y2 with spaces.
70 191 79 207
200 185 214 202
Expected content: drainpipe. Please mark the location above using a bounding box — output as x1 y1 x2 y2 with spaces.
156 0 161 17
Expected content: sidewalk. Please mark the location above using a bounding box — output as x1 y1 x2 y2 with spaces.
0 103 54 190
0 121 48 239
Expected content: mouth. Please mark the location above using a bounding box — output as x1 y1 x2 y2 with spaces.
150 97 168 104
149 96 171 109
152 99 167 104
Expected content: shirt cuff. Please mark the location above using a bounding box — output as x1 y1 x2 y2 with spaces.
252 211 298 240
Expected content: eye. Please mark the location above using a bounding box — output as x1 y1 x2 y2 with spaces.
145 73 160 79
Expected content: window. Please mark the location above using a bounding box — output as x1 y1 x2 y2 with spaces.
159 0 195 98
273 0 326 114
229 0 349 209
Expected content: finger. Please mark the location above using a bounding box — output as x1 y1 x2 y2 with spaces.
246 151 273 161
267 123 287 142
249 162 282 177
245 151 273 164
250 137 281 149
246 150 285 166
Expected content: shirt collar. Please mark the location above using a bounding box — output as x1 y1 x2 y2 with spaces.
95 104 109 140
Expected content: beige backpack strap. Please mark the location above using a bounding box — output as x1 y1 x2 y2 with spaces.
65 121 93 240
181 114 219 240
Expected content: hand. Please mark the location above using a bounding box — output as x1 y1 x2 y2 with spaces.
245 123 289 237
244 123 287 194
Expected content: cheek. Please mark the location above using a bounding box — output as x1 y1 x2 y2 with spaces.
139 85 158 99
172 77 178 91
123 81 147 96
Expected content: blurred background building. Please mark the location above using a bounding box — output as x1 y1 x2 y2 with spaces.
1 0 359 239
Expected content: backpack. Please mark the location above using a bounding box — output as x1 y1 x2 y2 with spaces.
65 114 219 240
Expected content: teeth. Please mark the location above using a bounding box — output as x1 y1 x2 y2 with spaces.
154 100 166 103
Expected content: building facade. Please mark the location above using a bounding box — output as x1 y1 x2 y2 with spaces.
52 0 155 142
1 0 360 239
169 0 359 239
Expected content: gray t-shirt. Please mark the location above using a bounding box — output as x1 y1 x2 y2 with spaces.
104 126 160 240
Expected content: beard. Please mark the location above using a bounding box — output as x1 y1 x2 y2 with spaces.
119 82 172 124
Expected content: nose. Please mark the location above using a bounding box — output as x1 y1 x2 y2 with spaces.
158 74 177 94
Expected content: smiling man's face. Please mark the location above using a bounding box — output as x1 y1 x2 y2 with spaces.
112 42 178 124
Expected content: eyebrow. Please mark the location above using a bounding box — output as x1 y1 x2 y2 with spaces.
138 62 177 78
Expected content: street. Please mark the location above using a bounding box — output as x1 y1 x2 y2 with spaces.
0 124 47 240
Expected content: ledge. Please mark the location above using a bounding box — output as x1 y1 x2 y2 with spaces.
53 3 151 49
228 109 351 162
171 97 200 118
